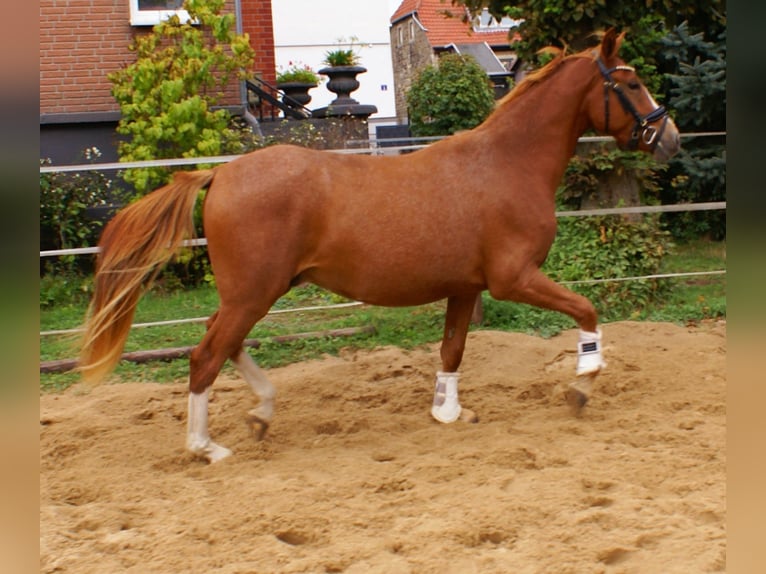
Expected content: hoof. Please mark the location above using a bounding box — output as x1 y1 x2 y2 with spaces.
247 414 270 441
431 405 479 424
565 376 593 416
207 444 233 463
565 387 589 414
189 440 232 464
460 408 479 424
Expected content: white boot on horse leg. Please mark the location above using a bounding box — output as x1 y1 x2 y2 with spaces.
431 371 478 424
567 329 607 411
576 328 606 376
187 388 232 463
232 349 275 440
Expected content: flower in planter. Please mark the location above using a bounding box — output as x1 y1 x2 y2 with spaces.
276 61 320 84
322 36 363 67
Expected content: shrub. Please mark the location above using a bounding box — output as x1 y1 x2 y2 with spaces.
406 54 496 136
40 271 94 308
105 0 256 290
547 143 673 319
558 144 664 210
108 0 255 194
39 147 124 275
483 216 674 330
543 215 673 320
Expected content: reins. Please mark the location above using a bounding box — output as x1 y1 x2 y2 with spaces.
595 55 669 150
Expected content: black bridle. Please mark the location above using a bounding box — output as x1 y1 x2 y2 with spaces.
595 56 669 151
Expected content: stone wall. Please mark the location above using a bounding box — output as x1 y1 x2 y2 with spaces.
389 18 437 123
257 117 371 150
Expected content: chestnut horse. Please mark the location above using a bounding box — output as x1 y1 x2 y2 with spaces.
80 30 680 462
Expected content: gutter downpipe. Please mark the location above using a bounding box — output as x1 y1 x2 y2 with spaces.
234 0 262 136
234 0 245 107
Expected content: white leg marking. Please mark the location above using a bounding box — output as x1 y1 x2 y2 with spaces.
431 371 462 423
232 349 276 424
187 388 232 463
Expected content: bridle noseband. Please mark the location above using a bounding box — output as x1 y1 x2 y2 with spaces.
595 56 669 151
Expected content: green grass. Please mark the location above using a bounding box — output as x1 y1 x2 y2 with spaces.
635 238 727 322
39 239 725 391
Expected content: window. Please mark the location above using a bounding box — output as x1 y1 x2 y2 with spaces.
129 0 192 26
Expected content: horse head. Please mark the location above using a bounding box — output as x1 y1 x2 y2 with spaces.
585 28 681 162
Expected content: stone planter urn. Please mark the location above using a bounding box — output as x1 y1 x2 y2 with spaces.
314 66 377 118
277 81 317 109
320 65 366 104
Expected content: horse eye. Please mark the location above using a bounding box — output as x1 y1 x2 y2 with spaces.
628 81 640 90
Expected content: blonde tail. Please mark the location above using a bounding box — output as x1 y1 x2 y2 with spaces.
79 169 215 384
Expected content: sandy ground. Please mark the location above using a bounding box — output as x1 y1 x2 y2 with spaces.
40 321 725 573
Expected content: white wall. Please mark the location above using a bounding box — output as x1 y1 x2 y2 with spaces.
271 0 397 120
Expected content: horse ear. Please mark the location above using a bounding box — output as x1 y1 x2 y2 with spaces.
600 28 625 60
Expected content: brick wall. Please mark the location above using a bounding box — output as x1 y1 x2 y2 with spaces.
40 0 276 117
40 0 135 115
241 0 276 84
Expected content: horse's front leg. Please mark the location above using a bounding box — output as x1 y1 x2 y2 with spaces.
432 294 480 424
490 268 606 411
232 349 276 440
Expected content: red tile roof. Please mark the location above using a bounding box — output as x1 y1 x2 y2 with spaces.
391 0 515 48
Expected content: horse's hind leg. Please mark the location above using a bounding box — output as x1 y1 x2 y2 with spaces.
187 305 269 462
199 310 276 440
231 349 275 440
432 294 480 424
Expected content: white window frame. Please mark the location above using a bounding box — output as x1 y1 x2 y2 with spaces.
129 0 192 26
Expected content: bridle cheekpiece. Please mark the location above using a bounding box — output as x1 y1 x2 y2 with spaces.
595 56 669 151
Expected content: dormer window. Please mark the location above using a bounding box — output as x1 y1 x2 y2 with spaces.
472 8 521 32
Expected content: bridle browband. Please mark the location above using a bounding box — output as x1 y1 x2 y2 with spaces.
595 55 669 151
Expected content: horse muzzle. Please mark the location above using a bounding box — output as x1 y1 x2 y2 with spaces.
650 116 681 162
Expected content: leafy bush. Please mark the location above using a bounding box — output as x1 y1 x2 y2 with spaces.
406 54 496 136
543 215 673 320
108 0 255 194
104 0 257 291
39 147 127 279
40 271 95 309
558 144 664 209
545 142 673 319
40 147 125 305
40 147 113 252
